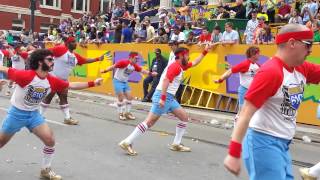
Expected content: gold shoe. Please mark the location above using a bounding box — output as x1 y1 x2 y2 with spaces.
125 112 136 120
64 117 79 125
118 140 137 156
119 113 126 121
40 167 62 180
300 168 317 180
170 144 191 152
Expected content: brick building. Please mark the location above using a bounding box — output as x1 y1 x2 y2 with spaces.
0 0 121 32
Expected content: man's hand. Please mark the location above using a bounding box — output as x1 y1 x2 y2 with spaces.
98 55 104 61
214 79 224 83
159 99 165 108
0 80 7 91
224 155 241 176
94 78 104 86
151 72 158 76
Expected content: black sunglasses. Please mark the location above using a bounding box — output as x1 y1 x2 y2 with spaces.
298 40 313 49
45 57 54 62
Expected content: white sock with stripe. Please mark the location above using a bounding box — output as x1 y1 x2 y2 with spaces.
173 121 187 145
60 104 71 119
42 146 55 169
310 162 320 177
125 100 132 113
117 101 125 114
124 122 148 144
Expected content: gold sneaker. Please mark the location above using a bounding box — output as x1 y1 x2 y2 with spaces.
300 168 317 180
40 167 62 180
119 113 126 121
118 140 137 156
64 117 79 125
170 144 191 152
125 112 136 120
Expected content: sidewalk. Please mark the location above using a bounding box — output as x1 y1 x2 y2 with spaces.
69 90 320 143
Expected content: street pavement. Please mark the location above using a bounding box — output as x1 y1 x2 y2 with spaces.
0 90 319 180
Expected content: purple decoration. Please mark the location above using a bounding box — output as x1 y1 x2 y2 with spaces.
225 55 269 94
114 51 143 83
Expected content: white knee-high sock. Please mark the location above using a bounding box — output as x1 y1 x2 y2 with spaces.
124 122 148 144
125 100 132 113
60 104 70 119
173 121 187 145
42 146 55 169
117 101 125 114
40 102 50 115
310 162 320 177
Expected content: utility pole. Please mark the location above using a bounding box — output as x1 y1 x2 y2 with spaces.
30 0 37 33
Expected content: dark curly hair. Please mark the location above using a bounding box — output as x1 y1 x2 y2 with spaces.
29 49 53 70
246 46 260 58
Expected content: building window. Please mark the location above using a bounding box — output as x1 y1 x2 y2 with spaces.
12 19 24 31
72 0 90 12
100 0 110 12
40 0 61 8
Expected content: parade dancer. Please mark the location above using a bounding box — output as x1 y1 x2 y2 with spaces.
101 52 157 120
215 46 260 124
224 24 320 180
119 45 211 155
0 49 103 180
40 36 106 125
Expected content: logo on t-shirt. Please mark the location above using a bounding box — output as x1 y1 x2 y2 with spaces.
67 54 76 67
280 82 304 121
124 65 135 76
24 85 49 107
12 55 19 62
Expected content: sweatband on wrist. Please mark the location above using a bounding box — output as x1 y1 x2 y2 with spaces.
161 94 166 101
275 30 314 44
95 57 100 62
202 50 208 56
218 79 224 83
88 81 95 87
228 140 242 158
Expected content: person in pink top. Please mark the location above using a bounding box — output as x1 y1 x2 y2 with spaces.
224 24 320 180
40 36 106 125
0 49 103 180
215 46 260 123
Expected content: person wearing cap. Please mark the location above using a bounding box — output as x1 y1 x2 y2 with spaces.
101 52 157 120
119 44 211 156
40 36 106 125
223 24 320 179
143 48 168 102
0 49 104 180
244 9 259 44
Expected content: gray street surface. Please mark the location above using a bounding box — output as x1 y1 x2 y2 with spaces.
0 91 320 180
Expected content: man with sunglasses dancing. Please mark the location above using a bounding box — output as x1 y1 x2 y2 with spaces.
0 49 103 180
40 36 106 125
223 24 320 180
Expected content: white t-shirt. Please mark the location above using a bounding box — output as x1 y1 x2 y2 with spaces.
246 57 320 140
231 59 260 88
113 60 142 82
8 68 69 111
170 32 185 42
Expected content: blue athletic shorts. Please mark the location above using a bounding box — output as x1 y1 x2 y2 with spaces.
242 128 293 180
238 85 248 106
1 106 45 134
113 79 130 94
150 90 181 116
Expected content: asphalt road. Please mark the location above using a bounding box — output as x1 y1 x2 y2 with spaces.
0 92 319 180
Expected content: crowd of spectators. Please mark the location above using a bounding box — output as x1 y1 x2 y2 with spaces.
1 0 320 47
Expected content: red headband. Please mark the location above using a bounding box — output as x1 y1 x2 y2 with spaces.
65 37 75 44
176 50 189 57
129 53 138 59
275 30 314 44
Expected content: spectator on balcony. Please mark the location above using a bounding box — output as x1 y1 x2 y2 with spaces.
153 28 168 44
0 31 6 43
275 0 291 23
246 2 257 19
256 25 274 44
288 9 303 24
244 9 259 44
134 23 147 43
114 23 123 43
198 27 212 46
185 31 198 45
253 16 266 44
121 22 133 43
221 22 239 45
170 26 185 43
145 20 155 42
301 0 318 24
228 0 247 19
217 5 231 19
312 20 320 42
211 26 223 44
265 0 277 23
183 23 192 41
